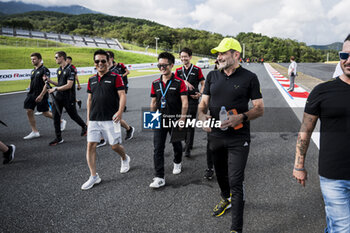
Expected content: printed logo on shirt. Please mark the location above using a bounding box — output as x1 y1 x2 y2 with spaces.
169 87 177 90
58 70 62 75
104 81 112 83
234 85 240 89
143 110 161 129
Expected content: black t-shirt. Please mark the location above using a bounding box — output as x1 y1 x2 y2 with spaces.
87 71 125 121
175 64 205 103
56 64 76 102
28 65 50 97
304 77 350 180
110 63 128 85
203 66 262 143
150 74 187 116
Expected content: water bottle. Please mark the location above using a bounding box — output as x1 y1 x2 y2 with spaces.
219 106 228 131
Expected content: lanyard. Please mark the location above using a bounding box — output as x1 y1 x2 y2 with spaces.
159 80 172 97
182 64 194 81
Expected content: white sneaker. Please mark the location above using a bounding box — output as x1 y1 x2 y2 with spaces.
23 131 40 140
120 154 130 173
60 119 67 131
149 177 165 188
81 173 101 190
34 111 42 115
173 162 182 175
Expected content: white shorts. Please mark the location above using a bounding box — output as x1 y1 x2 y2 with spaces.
87 121 122 145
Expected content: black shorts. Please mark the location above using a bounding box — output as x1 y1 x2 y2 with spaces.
24 94 49 112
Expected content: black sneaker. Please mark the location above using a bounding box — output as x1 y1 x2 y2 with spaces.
212 198 231 217
204 168 214 180
81 125 87 136
77 100 82 109
125 126 135 141
96 139 106 148
184 150 191 157
3 144 15 164
49 137 64 146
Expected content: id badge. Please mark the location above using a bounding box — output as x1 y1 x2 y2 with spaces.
161 96 166 109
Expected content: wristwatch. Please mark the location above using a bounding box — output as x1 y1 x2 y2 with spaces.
242 113 248 122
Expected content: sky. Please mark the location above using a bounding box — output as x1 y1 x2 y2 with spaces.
3 0 350 45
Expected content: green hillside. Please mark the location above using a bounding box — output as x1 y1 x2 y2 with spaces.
0 36 157 69
0 11 339 62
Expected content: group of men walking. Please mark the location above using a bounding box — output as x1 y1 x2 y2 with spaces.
2 35 350 233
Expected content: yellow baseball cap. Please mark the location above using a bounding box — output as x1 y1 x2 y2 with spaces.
211 38 242 54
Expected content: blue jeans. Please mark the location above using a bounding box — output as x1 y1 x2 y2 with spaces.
320 176 350 233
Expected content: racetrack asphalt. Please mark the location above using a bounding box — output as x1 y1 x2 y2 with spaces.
278 62 337 81
0 63 325 233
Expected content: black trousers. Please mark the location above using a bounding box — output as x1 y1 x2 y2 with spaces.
52 99 86 138
184 101 198 151
206 140 213 169
209 135 249 231
153 128 182 178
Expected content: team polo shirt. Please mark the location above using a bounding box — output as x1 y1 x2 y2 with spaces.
111 63 128 85
70 64 78 73
175 64 205 102
87 71 125 121
28 65 50 97
203 66 262 142
304 77 350 180
56 64 76 102
150 74 187 116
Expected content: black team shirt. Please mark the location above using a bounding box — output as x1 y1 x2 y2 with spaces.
150 74 187 116
175 64 205 103
28 65 50 97
56 64 76 102
203 66 262 144
87 71 125 121
110 63 128 86
304 77 350 180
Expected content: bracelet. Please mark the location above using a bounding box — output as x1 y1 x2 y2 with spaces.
294 167 305 171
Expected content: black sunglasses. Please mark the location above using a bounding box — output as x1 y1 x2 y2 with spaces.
339 52 350 60
157 63 170 69
94 60 107 64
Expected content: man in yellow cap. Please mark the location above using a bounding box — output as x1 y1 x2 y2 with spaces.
198 37 264 233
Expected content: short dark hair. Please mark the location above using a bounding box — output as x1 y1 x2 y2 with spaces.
290 56 295 61
179 47 192 57
30 52 42 60
158 52 175 64
94 49 109 61
106 50 114 59
344 34 350 42
67 56 72 61
56 51 67 60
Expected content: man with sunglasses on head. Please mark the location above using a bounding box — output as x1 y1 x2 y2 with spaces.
47 51 87 146
198 38 264 233
81 49 130 190
23 52 64 140
175 47 205 158
293 34 350 233
149 52 188 189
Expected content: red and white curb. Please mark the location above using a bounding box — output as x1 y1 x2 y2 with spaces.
264 63 319 148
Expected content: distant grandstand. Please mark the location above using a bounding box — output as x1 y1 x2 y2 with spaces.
0 27 123 50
